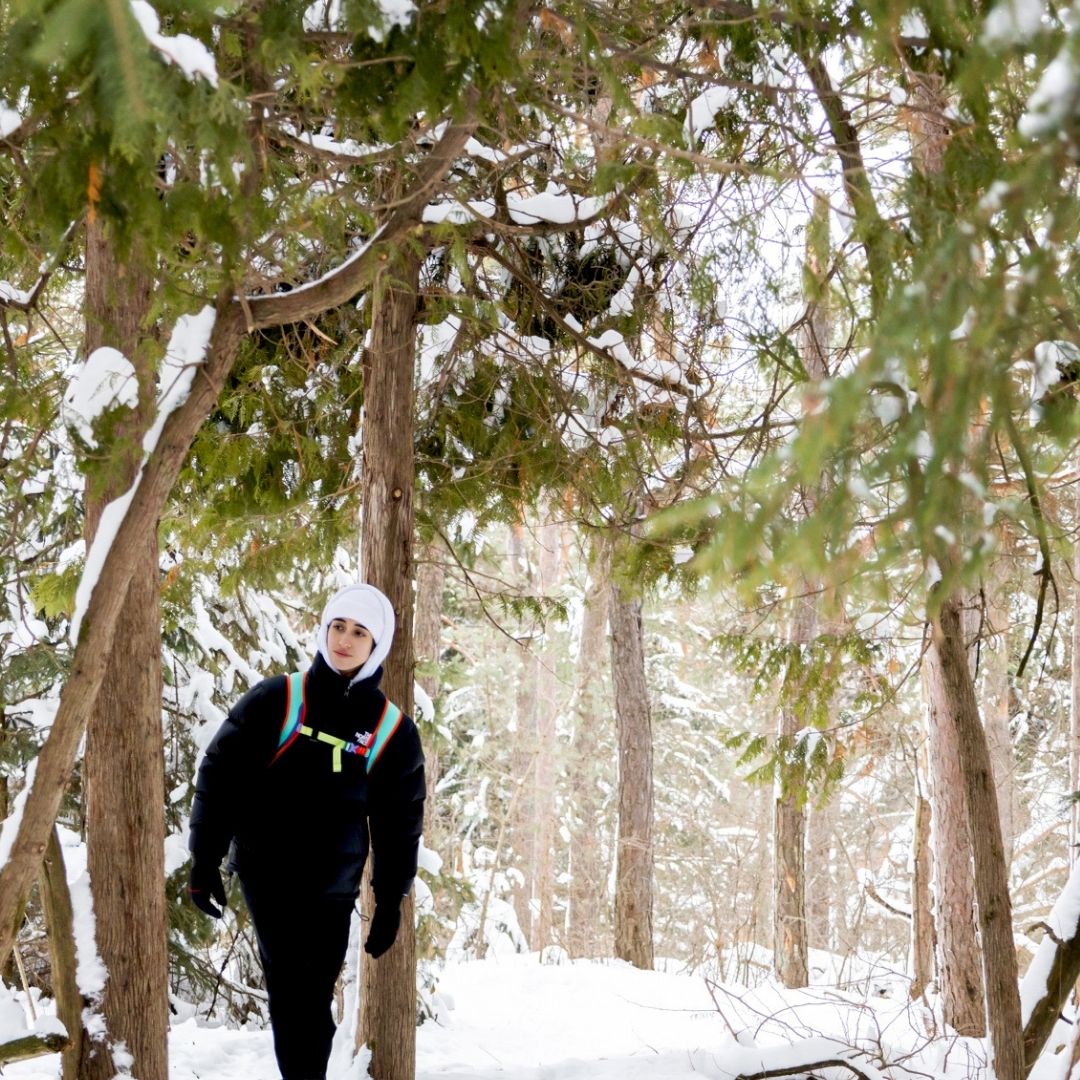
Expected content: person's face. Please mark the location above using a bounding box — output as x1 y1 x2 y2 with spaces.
327 618 374 677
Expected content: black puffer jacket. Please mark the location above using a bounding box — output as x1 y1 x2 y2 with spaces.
188 653 425 901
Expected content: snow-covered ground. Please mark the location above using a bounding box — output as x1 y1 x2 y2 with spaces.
8 949 1063 1080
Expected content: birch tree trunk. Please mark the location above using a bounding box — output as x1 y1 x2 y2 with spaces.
357 248 422 1080
609 570 654 970
80 222 168 1080
567 545 611 959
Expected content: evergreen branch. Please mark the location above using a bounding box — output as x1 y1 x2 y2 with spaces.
789 33 892 318
243 96 479 329
0 219 82 314
1003 407 1057 678
268 125 396 168
477 240 704 404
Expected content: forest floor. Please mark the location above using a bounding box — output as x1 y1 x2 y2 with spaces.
5 950 1066 1079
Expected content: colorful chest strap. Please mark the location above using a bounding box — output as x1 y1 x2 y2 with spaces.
270 670 403 774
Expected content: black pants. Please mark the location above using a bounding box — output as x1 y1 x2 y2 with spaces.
241 876 355 1080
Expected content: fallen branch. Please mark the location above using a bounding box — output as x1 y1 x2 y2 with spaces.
0 1030 68 1065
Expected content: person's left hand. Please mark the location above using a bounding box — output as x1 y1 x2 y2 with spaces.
364 903 402 958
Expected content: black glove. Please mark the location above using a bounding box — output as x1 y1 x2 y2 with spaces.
189 860 227 919
364 903 402 959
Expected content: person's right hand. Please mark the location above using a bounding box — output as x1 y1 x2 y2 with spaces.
189 861 227 919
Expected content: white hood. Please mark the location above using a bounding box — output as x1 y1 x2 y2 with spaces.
316 583 396 685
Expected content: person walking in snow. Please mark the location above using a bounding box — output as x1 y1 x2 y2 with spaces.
187 583 425 1080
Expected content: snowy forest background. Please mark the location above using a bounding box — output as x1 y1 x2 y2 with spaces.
2 0 1080 1077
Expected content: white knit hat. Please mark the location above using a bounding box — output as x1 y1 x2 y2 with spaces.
317 583 396 684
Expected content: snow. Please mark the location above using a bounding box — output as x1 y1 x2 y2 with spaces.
1021 857 1080 1026
130 1 219 88
685 87 732 146
0 758 37 873
1019 48 1080 139
422 190 610 227
366 0 416 41
982 0 1044 45
0 950 1020 1080
0 280 33 305
70 307 216 643
0 102 21 138
507 190 609 226
62 347 138 448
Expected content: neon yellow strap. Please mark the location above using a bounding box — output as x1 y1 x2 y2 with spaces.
315 730 348 772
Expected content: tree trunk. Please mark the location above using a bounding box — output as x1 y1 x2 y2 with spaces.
932 593 1024 1080
773 189 831 989
609 572 654 970
1072 487 1080 857
78 222 168 1080
507 522 538 943
806 798 832 952
1020 858 1080 1068
40 829 82 1080
773 589 816 989
530 517 561 952
414 544 444 828
357 247 421 1080
984 533 1017 863
567 544 611 959
909 775 935 1001
922 626 985 1036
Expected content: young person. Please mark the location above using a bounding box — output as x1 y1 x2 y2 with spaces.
188 583 425 1080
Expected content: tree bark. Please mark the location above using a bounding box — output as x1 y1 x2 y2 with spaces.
932 593 1024 1080
567 544 611 959
39 828 82 1080
909 775 935 1001
507 521 538 943
529 517 561 952
414 545 445 829
773 190 831 988
806 798 832 952
79 220 169 1080
1020 859 1080 1069
773 590 816 989
1072 486 1080 857
984 534 1017 863
923 633 985 1035
357 247 422 1080
609 572 654 970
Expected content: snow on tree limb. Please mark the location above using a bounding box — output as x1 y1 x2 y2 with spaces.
244 101 478 329
1019 857 1080 1069
70 306 216 643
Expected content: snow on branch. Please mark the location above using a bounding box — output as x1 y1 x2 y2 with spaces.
130 1 218 87
0 220 80 314
70 306 216 642
714 1035 888 1079
243 102 478 328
